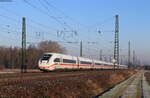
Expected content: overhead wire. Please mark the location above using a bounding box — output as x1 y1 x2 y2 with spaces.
41 0 75 30
0 0 115 56
23 0 72 30
0 6 59 35
0 2 76 43
23 0 93 44
38 0 78 42
0 9 61 41
43 0 95 43
44 0 89 30
0 25 43 43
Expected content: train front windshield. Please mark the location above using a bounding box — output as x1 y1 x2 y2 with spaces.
41 54 52 60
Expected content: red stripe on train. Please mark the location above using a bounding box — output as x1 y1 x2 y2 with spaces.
39 63 113 69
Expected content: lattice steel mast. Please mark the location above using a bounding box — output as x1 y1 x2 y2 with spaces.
113 15 119 69
21 17 27 73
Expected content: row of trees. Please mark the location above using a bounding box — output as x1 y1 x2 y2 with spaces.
0 41 65 69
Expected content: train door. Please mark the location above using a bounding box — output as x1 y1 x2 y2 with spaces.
72 56 74 69
92 60 95 69
77 57 80 69
53 55 61 70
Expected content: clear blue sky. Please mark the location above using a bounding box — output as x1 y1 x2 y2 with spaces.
0 0 150 64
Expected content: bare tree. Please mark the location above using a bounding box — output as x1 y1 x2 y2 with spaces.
0 41 65 69
37 41 65 53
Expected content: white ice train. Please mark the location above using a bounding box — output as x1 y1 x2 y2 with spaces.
38 53 127 71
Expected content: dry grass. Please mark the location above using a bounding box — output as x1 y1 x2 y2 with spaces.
0 70 136 98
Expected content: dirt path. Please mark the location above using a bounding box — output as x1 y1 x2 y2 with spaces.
99 71 150 98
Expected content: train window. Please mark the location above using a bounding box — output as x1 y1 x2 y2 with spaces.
63 59 76 64
104 64 108 66
54 58 60 62
41 54 52 60
80 61 92 65
95 63 102 65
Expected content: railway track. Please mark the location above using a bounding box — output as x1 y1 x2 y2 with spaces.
0 69 127 80
96 71 150 98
